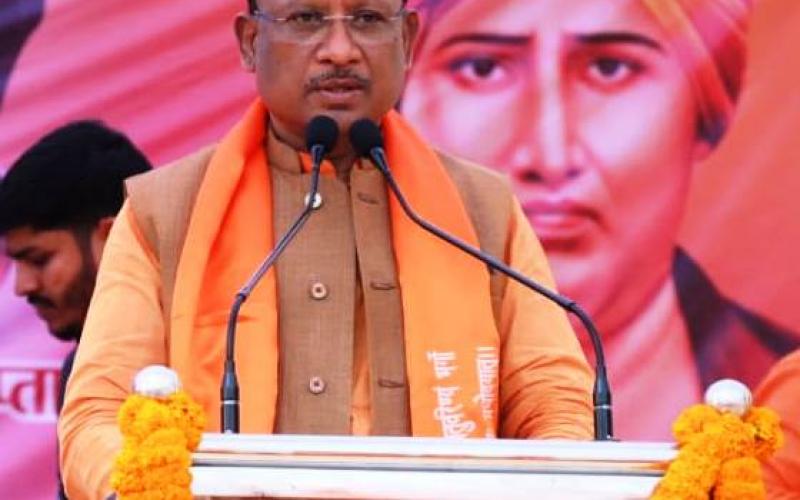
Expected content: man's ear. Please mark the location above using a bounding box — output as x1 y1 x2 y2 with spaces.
235 13 258 72
402 10 420 68
89 216 115 266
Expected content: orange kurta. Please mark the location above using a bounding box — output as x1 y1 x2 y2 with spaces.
59 105 593 500
755 348 800 499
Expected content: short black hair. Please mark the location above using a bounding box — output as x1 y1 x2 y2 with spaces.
247 0 408 14
0 120 152 234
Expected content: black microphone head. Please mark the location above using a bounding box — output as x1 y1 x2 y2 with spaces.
349 118 383 158
305 115 339 154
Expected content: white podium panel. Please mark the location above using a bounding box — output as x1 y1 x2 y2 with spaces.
191 434 675 499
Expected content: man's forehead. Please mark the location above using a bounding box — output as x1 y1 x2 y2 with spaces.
263 0 401 9
4 226 74 255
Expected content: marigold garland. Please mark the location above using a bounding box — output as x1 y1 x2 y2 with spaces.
651 404 783 500
111 391 206 500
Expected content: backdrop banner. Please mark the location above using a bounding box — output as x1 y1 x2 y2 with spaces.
1 1 798 498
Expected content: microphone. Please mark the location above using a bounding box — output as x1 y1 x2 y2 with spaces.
220 115 339 433
348 119 613 441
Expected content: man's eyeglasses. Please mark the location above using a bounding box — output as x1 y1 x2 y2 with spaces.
252 7 407 45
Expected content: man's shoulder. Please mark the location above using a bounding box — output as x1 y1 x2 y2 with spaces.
433 148 514 216
126 144 217 191
434 149 513 208
432 149 516 271
123 144 217 265
434 148 511 195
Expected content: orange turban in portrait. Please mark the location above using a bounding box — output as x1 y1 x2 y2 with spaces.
409 0 754 143
641 0 752 142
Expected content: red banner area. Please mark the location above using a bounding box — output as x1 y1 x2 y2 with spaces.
1 0 799 498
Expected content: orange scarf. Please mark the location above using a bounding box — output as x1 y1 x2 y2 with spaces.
167 101 500 438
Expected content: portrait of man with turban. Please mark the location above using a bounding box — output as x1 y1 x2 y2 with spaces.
401 0 798 439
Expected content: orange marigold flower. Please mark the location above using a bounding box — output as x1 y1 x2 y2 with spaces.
704 414 756 461
672 404 721 445
112 388 207 499
653 403 783 500
713 480 766 500
167 391 206 451
718 457 763 483
745 407 784 460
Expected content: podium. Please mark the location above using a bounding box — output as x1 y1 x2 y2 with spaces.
191 434 675 499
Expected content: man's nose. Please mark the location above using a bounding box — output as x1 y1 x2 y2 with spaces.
13 263 39 297
316 19 362 65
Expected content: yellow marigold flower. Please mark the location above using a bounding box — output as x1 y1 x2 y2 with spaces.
745 407 784 459
713 481 766 500
718 457 762 483
652 479 710 500
123 484 192 500
652 403 782 500
652 443 721 499
704 414 756 460
142 428 188 450
167 391 206 451
672 404 721 445
112 387 206 499
118 395 148 431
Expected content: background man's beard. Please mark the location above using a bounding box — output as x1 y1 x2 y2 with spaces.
52 322 84 342
50 233 98 342
49 262 95 341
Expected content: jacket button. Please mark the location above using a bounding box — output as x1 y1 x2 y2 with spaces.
309 281 329 300
308 376 326 395
304 192 323 210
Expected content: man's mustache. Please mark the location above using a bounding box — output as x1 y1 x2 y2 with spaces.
27 294 55 308
305 70 371 94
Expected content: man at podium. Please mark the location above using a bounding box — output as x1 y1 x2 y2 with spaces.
59 1 593 498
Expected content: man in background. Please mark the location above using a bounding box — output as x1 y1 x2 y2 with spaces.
0 120 152 499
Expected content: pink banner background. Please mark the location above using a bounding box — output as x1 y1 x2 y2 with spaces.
1 0 799 498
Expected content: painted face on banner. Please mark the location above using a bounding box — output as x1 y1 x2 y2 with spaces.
403 0 711 335
236 0 419 153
